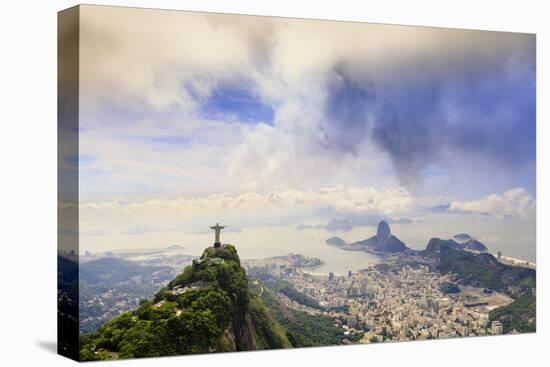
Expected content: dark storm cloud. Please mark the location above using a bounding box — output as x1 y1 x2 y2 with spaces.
372 64 536 185
321 55 536 187
321 66 376 153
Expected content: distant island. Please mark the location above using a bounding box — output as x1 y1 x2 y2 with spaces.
167 244 183 249
325 236 347 247
451 234 488 252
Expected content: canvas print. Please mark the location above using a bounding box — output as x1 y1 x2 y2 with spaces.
58 5 536 362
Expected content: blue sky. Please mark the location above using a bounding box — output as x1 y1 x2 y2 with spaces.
200 82 275 124
72 6 536 258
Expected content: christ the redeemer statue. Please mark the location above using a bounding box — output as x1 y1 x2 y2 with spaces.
210 222 225 248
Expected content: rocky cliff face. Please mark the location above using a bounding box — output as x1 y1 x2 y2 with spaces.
80 244 291 361
377 220 391 239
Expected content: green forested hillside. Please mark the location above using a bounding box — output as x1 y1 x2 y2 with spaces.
422 238 535 297
489 294 536 333
80 245 291 361
58 255 79 360
251 281 344 347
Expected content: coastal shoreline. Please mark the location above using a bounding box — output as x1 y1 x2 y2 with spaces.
493 253 536 269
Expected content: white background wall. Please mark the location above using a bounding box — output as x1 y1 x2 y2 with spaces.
0 1 547 366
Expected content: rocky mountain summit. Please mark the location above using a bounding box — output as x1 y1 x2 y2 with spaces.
325 221 410 254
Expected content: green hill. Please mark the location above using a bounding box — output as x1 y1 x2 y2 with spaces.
421 238 535 297
489 294 536 333
58 255 79 360
250 280 344 347
80 244 291 361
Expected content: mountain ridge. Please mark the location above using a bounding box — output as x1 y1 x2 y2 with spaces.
326 220 411 254
80 257 172 284
421 238 535 297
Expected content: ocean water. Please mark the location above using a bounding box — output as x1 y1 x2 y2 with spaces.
81 214 536 272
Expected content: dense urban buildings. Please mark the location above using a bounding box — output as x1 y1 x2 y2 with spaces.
245 255 516 343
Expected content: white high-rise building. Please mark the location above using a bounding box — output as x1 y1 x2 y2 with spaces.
491 321 504 335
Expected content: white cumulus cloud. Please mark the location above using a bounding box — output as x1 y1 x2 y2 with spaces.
449 187 535 219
